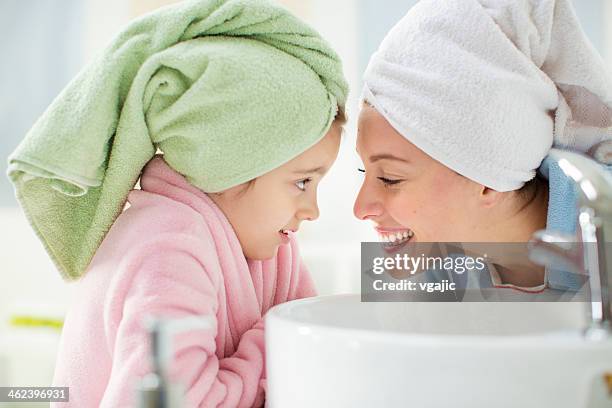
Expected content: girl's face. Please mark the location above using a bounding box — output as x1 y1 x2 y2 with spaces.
211 123 342 260
354 104 491 244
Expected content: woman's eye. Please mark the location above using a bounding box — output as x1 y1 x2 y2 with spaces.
359 168 403 187
295 178 311 191
378 177 402 187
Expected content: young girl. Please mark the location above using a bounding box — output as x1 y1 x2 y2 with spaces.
7 0 348 406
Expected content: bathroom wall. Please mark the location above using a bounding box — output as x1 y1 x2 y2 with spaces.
605 0 612 66
0 0 87 394
0 0 85 207
1 0 610 390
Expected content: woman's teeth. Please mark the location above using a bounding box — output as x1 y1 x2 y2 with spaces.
379 230 413 244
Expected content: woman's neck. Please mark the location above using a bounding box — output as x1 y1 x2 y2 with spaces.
500 179 549 242
484 180 550 286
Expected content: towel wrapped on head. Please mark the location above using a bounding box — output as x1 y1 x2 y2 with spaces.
6 0 348 281
363 0 612 192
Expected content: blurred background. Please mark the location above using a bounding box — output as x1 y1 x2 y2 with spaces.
1 0 611 395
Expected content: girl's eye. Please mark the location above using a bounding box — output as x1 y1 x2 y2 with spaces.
295 178 312 191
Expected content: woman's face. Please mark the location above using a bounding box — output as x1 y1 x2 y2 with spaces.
211 123 342 260
354 104 488 244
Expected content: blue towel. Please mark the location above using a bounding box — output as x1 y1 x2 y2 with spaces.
538 155 578 235
538 152 612 291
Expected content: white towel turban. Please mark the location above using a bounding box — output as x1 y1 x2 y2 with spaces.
363 0 612 191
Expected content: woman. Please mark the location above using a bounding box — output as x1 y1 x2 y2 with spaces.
354 0 611 297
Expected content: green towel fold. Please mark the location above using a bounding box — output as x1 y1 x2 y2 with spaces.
6 0 348 281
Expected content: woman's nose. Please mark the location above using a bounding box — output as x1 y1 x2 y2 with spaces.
353 180 382 221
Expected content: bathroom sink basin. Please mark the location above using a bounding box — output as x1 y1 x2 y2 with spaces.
265 294 612 408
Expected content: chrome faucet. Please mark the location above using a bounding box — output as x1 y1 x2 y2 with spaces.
528 148 612 338
136 315 215 407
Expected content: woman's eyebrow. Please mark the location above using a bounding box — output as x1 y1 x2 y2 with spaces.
292 166 326 175
369 154 411 164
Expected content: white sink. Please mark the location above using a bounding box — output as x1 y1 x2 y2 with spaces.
265 294 612 408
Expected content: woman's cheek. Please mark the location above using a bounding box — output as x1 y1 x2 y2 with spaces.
387 188 420 221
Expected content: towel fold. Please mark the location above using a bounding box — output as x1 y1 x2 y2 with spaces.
363 0 612 192
6 0 348 281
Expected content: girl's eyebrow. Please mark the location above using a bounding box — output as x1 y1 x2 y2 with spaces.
369 154 411 164
292 166 325 175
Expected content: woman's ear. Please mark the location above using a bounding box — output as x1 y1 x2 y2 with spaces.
479 186 504 208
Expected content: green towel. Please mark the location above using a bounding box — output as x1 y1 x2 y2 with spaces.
6 0 348 281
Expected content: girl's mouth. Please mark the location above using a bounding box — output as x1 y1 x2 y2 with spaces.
278 229 294 244
278 231 290 244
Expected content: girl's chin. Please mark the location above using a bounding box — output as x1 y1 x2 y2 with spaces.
245 244 279 261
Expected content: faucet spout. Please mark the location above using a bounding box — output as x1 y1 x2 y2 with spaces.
529 148 612 337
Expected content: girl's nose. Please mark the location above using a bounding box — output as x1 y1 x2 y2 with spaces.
353 180 383 221
298 197 320 222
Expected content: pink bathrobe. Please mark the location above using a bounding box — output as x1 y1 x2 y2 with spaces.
51 155 316 408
